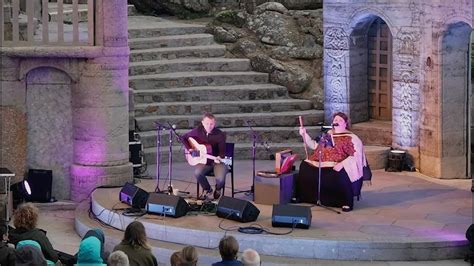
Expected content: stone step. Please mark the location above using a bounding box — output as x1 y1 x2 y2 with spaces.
137 126 322 149
134 110 324 131
352 120 392 146
133 84 289 104
128 16 206 38
129 58 250 76
129 33 215 50
129 44 226 62
129 71 269 91
134 99 314 117
141 143 389 170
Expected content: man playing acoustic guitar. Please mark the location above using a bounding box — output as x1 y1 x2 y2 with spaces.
181 112 228 200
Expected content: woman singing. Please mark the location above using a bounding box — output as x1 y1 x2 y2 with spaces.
297 112 367 212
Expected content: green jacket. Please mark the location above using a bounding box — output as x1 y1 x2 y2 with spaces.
114 243 158 266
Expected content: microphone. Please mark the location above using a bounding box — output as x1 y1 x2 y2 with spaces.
331 123 339 127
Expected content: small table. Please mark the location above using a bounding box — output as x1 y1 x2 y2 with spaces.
0 168 14 230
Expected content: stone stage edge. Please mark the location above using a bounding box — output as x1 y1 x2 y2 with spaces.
74 160 471 264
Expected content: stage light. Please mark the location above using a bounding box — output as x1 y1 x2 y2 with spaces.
10 180 32 208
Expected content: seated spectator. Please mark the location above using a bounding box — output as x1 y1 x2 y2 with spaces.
8 202 59 263
113 221 157 266
241 248 260 266
74 228 107 264
16 239 55 265
212 235 243 266
108 250 129 266
170 251 182 266
77 228 107 266
0 224 15 266
181 245 198 266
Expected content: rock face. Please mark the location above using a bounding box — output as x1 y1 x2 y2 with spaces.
207 4 324 108
128 0 323 17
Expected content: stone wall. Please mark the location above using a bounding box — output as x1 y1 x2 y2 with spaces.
323 0 473 178
26 67 73 199
0 0 133 201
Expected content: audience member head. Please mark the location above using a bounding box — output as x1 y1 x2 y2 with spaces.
181 245 198 266
13 202 39 230
218 235 239 260
82 228 107 263
0 223 7 241
170 251 182 266
77 236 105 265
122 221 150 249
241 248 261 266
15 241 47 266
108 250 129 266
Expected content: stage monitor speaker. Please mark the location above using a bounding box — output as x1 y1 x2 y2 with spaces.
272 204 312 229
119 182 149 209
216 196 260 223
26 169 52 202
146 193 189 218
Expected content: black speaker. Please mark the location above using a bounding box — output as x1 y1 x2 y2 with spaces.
216 196 260 223
272 204 312 229
26 169 53 202
129 141 143 166
146 193 189 218
119 182 149 208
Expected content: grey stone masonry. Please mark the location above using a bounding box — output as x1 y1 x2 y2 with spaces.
128 15 326 165
323 0 473 179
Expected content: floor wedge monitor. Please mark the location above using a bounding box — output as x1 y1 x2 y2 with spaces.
272 204 312 229
119 182 149 209
216 196 260 222
146 193 189 218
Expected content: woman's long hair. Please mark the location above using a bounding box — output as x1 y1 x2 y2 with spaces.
121 221 150 250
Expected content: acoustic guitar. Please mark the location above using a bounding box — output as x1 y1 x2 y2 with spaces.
185 137 232 166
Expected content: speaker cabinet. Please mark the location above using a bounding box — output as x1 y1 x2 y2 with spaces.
272 204 312 229
26 169 53 202
119 182 149 209
146 193 189 218
216 196 260 223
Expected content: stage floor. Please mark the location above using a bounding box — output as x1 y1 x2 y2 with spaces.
77 160 472 263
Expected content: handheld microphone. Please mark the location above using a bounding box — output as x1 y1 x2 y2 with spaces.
332 123 339 127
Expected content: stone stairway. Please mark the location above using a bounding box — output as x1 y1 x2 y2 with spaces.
128 15 326 166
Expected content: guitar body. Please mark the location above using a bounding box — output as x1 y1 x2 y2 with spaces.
185 137 212 166
185 137 232 166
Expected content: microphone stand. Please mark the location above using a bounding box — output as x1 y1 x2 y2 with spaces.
154 123 164 193
167 123 190 196
315 127 340 214
167 126 174 194
234 121 268 200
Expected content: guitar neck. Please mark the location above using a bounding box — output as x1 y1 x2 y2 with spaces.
203 154 220 161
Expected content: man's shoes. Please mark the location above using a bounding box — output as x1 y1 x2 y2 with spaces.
198 188 213 200
213 187 221 200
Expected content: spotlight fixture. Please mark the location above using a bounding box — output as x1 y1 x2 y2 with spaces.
10 180 31 208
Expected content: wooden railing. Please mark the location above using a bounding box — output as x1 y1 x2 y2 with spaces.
1 0 95 47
